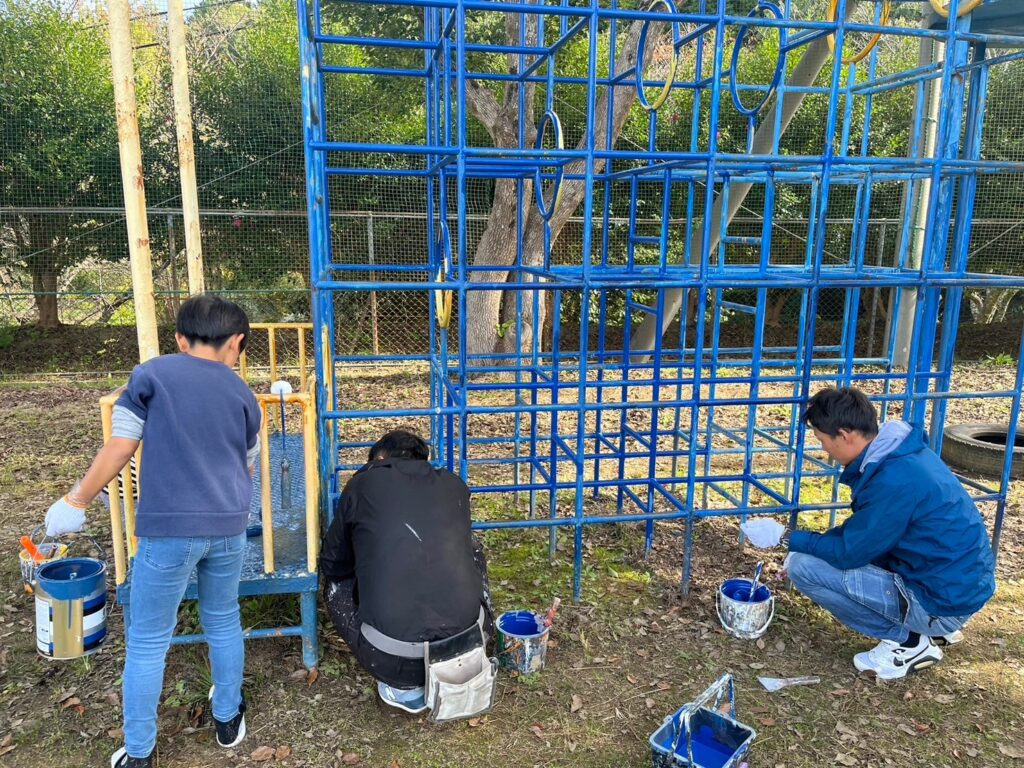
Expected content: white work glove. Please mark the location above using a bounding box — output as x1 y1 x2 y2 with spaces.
45 495 88 538
779 550 796 581
740 518 786 549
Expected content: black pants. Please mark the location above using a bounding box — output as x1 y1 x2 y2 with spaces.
324 539 494 689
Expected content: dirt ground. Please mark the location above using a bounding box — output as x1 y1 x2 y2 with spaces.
0 369 1022 768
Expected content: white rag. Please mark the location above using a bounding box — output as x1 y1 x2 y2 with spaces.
740 518 786 549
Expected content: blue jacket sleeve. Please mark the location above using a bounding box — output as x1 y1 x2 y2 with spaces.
788 479 914 570
115 364 154 422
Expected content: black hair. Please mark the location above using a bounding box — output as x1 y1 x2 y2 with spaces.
368 429 429 462
176 294 250 352
803 387 879 438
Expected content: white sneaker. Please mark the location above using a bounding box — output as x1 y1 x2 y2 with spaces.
377 682 428 714
853 636 942 680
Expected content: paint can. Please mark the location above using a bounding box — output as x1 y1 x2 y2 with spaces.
716 578 774 641
34 557 108 660
496 610 549 674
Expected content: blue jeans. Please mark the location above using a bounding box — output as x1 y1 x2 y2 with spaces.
787 553 972 644
124 535 246 758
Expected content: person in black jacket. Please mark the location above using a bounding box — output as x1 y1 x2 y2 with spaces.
320 430 492 713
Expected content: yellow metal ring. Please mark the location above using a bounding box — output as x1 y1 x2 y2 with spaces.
434 229 454 330
928 0 984 18
827 0 891 66
637 0 681 112
435 271 453 330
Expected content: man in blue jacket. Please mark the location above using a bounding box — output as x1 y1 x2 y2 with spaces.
783 387 995 680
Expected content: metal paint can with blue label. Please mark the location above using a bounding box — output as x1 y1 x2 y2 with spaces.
34 557 107 660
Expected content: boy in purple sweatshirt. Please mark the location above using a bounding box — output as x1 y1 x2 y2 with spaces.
44 294 262 767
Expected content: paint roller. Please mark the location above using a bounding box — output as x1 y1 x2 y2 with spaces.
270 380 293 513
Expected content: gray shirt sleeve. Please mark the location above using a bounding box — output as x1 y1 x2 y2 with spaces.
112 404 145 441
247 440 260 470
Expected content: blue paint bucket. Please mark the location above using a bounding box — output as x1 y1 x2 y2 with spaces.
716 578 774 641
649 708 756 768
648 674 756 768
34 557 107 660
496 610 548 674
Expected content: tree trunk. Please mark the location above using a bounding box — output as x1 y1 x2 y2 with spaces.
31 262 61 329
463 7 667 359
25 217 62 329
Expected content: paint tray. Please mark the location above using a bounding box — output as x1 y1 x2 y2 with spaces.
649 674 755 768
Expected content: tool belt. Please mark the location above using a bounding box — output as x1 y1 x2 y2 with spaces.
361 607 497 723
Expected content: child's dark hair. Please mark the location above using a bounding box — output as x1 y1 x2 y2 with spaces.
803 387 879 438
368 429 429 462
176 294 250 352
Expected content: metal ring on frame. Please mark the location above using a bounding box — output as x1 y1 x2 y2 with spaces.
827 0 892 65
534 109 565 221
928 0 984 18
635 0 683 112
434 221 454 329
729 1 785 118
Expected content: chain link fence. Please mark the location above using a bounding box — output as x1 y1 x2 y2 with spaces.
2 0 1023 378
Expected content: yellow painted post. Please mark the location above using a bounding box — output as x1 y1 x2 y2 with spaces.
259 401 275 573
268 326 278 383
297 328 307 391
303 394 318 572
123 445 141 558
101 399 127 585
239 349 248 381
108 0 160 363
166 0 204 294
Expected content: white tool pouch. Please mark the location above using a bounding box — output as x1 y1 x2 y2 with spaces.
425 642 498 723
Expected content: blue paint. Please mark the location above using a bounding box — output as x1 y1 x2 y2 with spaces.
497 610 545 638
36 558 105 601
661 724 737 768
720 578 771 604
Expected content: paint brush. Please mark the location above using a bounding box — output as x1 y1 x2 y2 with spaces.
543 597 561 627
748 561 764 603
20 536 45 564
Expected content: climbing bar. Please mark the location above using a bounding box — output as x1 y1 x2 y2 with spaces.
729 1 785 117
827 0 891 65
635 0 682 111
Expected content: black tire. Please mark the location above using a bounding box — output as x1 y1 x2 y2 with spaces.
941 423 1024 480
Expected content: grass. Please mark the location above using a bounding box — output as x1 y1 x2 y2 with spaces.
0 374 1021 767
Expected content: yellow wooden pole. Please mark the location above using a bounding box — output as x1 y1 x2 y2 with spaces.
108 0 160 363
259 401 275 573
101 399 127 585
303 394 318 572
268 326 278 383
297 327 307 391
167 0 205 294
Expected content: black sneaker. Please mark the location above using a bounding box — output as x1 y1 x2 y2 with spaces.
208 686 247 748
110 747 153 767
